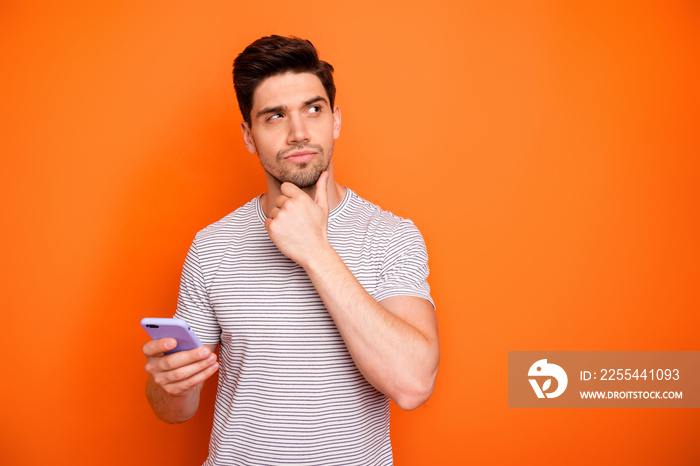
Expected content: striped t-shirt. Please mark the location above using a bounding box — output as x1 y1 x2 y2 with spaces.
175 188 433 466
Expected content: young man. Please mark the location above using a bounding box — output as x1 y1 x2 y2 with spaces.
143 35 439 465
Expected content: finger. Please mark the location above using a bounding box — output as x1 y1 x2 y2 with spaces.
159 360 220 396
268 206 281 219
145 345 213 377
274 194 289 208
314 171 329 214
280 181 302 197
143 337 177 356
159 346 213 371
156 352 218 386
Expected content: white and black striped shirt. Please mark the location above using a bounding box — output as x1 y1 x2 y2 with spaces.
175 188 433 466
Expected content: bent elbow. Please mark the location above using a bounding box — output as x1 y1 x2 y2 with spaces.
392 373 437 411
394 394 429 411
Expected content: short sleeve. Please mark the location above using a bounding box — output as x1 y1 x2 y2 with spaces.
372 220 435 308
173 240 221 345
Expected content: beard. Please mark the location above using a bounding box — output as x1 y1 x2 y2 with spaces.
261 142 333 189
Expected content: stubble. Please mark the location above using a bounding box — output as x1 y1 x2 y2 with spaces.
261 143 332 189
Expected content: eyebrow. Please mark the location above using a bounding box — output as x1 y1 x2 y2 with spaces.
303 95 327 107
256 95 328 119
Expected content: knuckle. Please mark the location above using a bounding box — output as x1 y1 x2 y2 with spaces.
161 357 176 371
153 374 167 386
163 385 181 396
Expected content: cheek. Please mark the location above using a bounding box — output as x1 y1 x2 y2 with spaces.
258 141 278 154
251 131 280 155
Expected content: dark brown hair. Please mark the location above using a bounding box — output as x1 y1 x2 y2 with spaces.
233 35 336 126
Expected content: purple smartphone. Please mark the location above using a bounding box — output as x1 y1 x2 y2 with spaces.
141 317 203 354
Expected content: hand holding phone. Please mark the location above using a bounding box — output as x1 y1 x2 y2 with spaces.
142 318 218 417
141 317 203 354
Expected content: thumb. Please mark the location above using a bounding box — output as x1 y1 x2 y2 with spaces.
314 171 329 214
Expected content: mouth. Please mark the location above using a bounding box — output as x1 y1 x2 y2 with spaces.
283 150 317 163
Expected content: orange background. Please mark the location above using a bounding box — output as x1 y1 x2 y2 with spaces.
2 1 699 464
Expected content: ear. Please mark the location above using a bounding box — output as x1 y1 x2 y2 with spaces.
332 106 341 140
240 121 257 154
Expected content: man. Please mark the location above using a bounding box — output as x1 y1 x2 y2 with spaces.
143 35 439 465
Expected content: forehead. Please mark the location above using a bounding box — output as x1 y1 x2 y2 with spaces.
252 72 328 111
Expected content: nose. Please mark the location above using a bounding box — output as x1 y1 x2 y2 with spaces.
287 113 310 145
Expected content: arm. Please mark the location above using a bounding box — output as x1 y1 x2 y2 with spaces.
305 250 439 410
265 173 439 410
143 338 219 423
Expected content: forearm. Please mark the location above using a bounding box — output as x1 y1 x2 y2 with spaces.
304 245 439 410
146 376 203 424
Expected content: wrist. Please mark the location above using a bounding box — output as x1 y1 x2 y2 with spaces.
301 242 339 276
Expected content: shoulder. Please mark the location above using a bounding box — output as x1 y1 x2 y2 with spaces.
338 189 424 240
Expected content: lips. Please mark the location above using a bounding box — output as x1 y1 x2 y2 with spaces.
283 150 317 163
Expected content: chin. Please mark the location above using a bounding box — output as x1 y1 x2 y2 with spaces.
289 172 322 189
282 161 327 188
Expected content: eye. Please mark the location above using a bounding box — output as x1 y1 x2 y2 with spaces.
308 105 321 114
268 113 283 120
